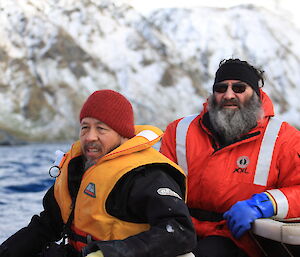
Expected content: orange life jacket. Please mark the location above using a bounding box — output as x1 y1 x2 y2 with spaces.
54 125 186 251
160 90 300 257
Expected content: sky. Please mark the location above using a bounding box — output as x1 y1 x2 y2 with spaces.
123 0 300 26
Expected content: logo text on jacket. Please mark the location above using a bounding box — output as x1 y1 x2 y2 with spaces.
233 156 250 174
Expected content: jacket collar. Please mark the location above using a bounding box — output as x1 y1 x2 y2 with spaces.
101 125 162 162
70 125 162 163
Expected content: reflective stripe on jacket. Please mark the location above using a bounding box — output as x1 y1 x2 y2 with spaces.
160 90 300 257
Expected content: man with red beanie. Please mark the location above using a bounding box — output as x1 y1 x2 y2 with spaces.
0 90 196 257
160 59 300 257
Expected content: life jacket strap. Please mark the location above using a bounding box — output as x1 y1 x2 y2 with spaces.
189 208 224 222
68 230 95 244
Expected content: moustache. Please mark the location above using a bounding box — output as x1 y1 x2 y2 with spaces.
84 142 102 151
220 98 241 108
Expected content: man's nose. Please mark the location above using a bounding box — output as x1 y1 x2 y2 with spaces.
86 128 98 141
223 85 235 99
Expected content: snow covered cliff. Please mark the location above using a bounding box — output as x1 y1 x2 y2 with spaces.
0 0 299 143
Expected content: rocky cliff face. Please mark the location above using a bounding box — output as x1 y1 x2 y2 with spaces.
0 0 299 143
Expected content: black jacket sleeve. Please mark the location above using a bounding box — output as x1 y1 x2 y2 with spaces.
84 164 197 257
0 185 64 257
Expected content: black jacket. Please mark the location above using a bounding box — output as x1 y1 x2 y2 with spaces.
0 156 196 257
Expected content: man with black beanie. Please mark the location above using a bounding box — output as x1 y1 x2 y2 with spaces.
160 58 300 257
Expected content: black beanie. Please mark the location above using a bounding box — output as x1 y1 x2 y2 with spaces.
214 62 260 96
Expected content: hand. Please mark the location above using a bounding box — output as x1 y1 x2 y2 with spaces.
223 193 274 238
86 250 104 257
223 200 261 238
0 246 9 257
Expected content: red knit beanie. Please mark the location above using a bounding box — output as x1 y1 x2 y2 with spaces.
79 90 135 138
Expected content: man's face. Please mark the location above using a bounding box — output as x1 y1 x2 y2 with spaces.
209 80 262 143
79 117 126 161
213 79 254 109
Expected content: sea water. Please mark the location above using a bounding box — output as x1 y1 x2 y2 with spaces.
0 141 161 244
0 142 71 243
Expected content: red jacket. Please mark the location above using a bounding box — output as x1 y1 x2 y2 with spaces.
160 90 300 257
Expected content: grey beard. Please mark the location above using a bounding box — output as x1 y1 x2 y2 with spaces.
83 141 122 171
208 93 263 144
84 159 96 171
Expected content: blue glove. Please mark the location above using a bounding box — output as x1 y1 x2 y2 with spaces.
223 193 274 238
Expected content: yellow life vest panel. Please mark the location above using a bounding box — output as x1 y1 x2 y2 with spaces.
54 125 186 249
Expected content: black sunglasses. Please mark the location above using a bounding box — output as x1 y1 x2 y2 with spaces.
213 83 247 94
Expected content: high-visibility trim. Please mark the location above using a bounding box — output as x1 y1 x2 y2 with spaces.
254 117 282 186
176 114 198 175
175 116 282 180
136 130 159 141
267 189 289 219
264 191 277 214
54 150 65 167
